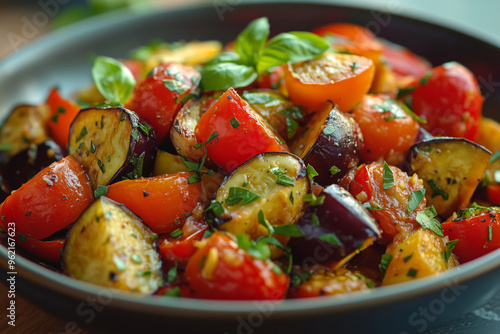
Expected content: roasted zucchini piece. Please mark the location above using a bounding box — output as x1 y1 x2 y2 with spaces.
211 152 310 244
290 102 362 186
0 104 51 162
409 138 491 218
68 107 156 189
170 95 214 163
63 196 163 294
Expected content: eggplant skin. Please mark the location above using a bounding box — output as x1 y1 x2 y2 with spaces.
409 137 491 218
63 196 163 294
291 102 362 187
212 152 310 248
68 107 156 189
1 140 63 192
0 104 51 163
289 183 381 265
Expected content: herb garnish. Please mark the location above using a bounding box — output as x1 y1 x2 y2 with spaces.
382 161 394 190
443 239 458 263
92 56 136 104
269 167 295 186
225 187 261 206
415 206 444 236
380 253 393 278
407 189 425 215
428 179 449 200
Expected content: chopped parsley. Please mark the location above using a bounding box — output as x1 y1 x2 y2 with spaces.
323 124 335 135
170 228 183 238
443 239 458 263
350 61 360 73
225 187 261 206
319 233 341 245
258 210 274 235
407 268 418 277
415 206 444 236
382 161 394 190
204 200 224 216
404 253 413 262
407 189 426 215
428 179 449 200
269 167 295 186
329 166 341 176
306 164 318 183
93 185 108 198
303 193 325 206
76 126 88 142
489 225 493 242
167 262 178 283
380 253 393 278
230 117 240 129
273 224 304 237
97 159 105 173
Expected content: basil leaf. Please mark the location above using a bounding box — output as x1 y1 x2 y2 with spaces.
306 164 318 183
319 233 341 245
200 63 257 92
204 52 243 66
269 167 295 186
256 32 329 74
234 17 270 65
273 224 304 237
92 56 136 104
380 253 392 278
407 189 426 215
382 161 395 190
415 206 444 237
258 210 274 235
428 179 449 200
93 185 108 198
242 91 277 104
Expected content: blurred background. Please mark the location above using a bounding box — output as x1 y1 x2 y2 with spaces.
1 0 499 59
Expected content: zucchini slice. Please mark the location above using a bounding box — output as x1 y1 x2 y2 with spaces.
409 137 491 218
63 196 163 294
68 107 156 189
211 152 310 243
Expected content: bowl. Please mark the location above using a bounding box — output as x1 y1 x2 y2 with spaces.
2 2 500 333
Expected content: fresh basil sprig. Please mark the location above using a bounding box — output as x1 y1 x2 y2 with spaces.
200 17 329 92
92 56 136 104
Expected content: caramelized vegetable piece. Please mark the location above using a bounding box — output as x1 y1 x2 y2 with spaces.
46 88 81 149
289 184 380 264
476 117 500 153
126 63 201 145
382 228 459 286
290 102 362 186
409 138 491 218
288 267 371 298
284 52 375 112
68 107 156 190
1 140 63 192
170 95 215 163
344 163 426 243
185 231 289 300
0 104 51 162
443 207 500 263
63 197 163 294
0 156 93 239
351 94 419 166
195 88 287 173
106 172 203 234
211 152 309 249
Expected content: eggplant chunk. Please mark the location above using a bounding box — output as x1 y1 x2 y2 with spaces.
63 197 163 293
212 152 310 244
409 137 491 218
289 184 381 265
0 104 51 162
290 102 362 186
1 140 63 191
68 107 156 189
170 95 214 163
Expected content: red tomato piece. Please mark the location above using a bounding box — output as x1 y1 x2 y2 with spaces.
126 63 201 145
159 210 208 268
15 235 64 263
487 183 500 204
0 156 93 239
46 88 81 150
410 62 483 140
381 40 432 79
185 231 289 300
443 210 500 263
195 88 286 173
106 172 203 234
351 94 420 165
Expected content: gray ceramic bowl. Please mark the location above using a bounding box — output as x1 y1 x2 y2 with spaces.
2 2 500 333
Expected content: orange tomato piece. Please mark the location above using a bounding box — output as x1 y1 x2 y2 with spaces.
46 88 81 150
284 52 375 112
351 94 419 165
106 172 202 234
195 88 286 173
0 155 93 239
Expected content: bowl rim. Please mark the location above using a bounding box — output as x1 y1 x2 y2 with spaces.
2 0 500 318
